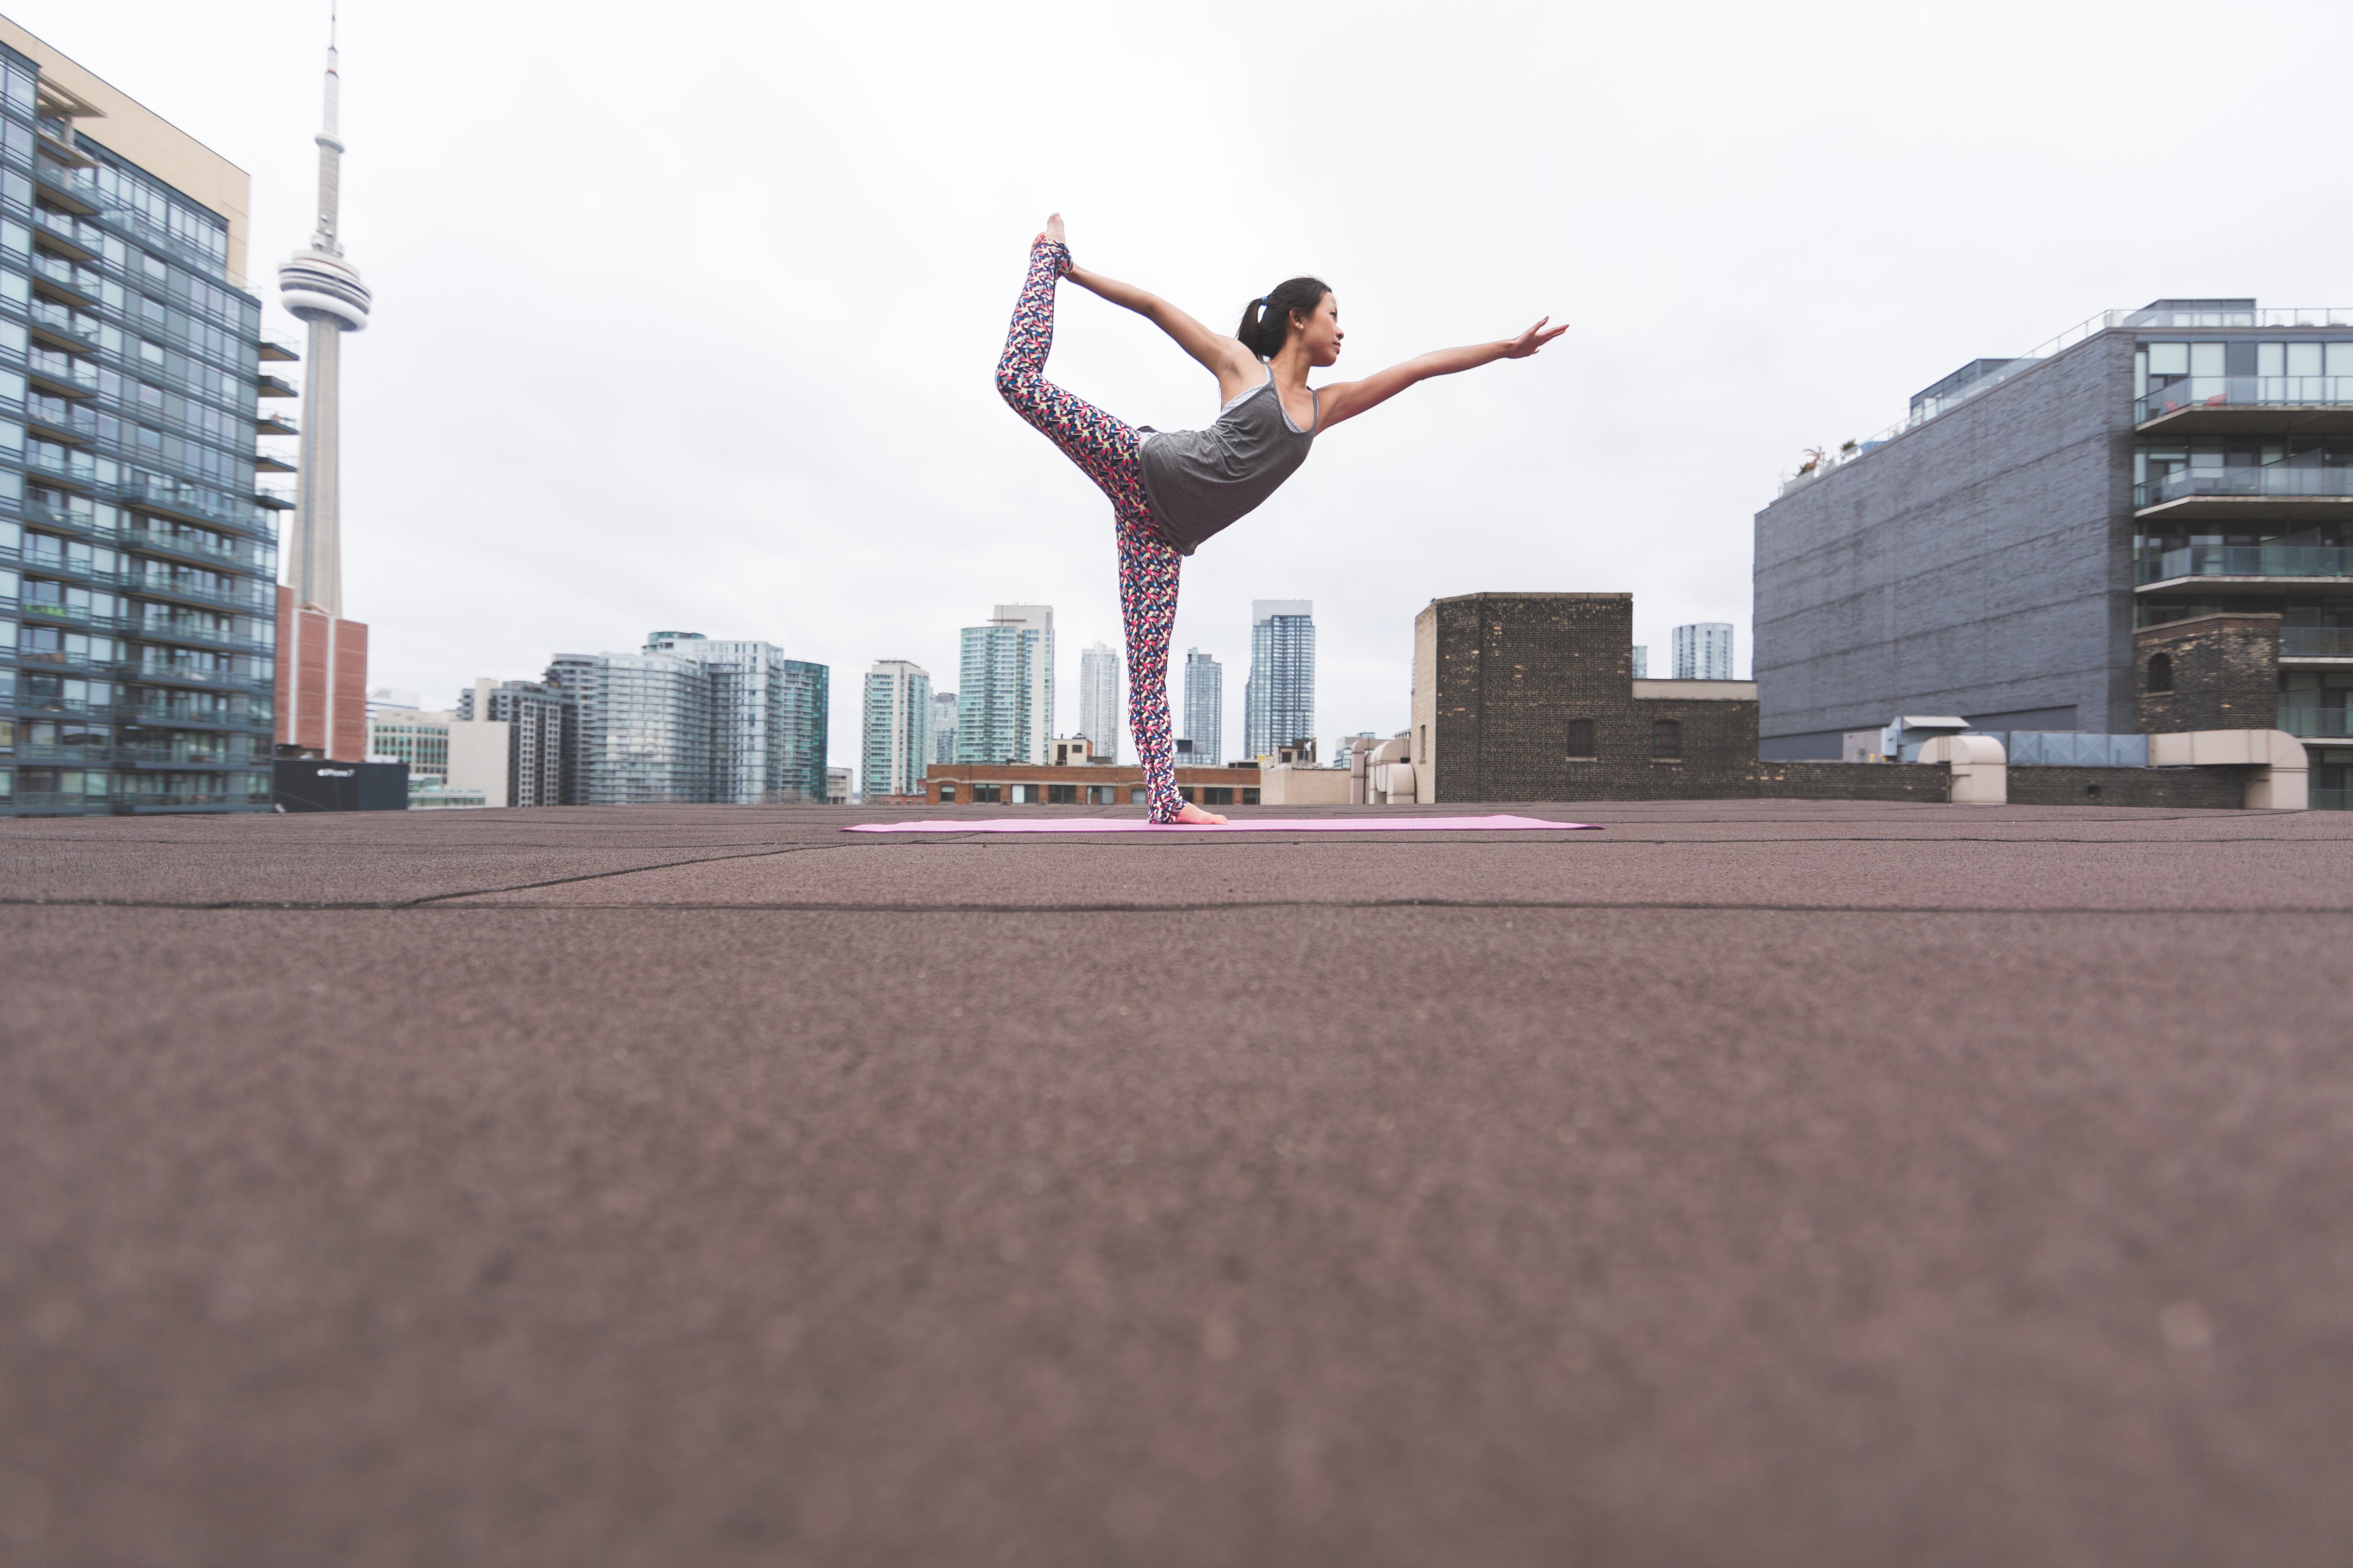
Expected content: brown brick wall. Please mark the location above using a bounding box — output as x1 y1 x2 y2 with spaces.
1753 762 1954 802
2008 766 2249 809
2134 614 2279 733
1420 593 1758 802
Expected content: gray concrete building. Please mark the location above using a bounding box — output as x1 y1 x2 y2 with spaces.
1753 299 2353 811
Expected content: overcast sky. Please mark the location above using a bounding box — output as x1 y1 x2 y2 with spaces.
22 0 2353 769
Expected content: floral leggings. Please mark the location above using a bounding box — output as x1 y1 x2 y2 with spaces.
995 237 1187 822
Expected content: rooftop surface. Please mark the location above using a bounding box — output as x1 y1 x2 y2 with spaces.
4 799 2351 1565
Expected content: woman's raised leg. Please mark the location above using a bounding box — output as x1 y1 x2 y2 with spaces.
994 237 1145 504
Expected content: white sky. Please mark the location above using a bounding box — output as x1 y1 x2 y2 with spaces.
22 0 2353 769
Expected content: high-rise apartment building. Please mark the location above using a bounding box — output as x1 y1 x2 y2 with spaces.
1078 640 1121 762
930 688 958 765
0 24 283 816
1755 298 2351 807
957 603 1053 764
1183 647 1222 764
1631 646 1649 679
274 17 371 764
551 648 713 805
1244 600 1314 761
543 634 827 806
645 631 828 803
861 658 931 799
456 676 571 807
1672 623 1734 681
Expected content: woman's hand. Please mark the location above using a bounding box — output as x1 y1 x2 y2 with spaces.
1501 316 1569 359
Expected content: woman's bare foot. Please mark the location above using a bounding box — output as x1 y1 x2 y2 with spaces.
1171 801 1228 826
1040 212 1066 247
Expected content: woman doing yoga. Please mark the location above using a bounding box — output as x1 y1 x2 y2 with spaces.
996 214 1567 825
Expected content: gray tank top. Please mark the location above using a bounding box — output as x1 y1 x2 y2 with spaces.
1136 368 1318 555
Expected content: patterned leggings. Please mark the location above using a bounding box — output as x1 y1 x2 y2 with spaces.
995 237 1187 823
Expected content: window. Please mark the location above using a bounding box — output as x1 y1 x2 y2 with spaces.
1047 783 1076 804
1128 787 1146 804
971 783 1000 803
938 782 956 803
1566 718 1595 758
1202 786 1233 805
2146 652 2173 692
1651 719 1682 759
1179 786 1196 802
1241 788 1260 805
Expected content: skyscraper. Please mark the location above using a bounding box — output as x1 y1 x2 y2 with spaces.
553 647 713 805
1672 623 1735 681
1243 600 1314 761
644 631 828 802
275 14 373 762
956 603 1052 764
1631 646 1649 679
2 23 281 815
456 677 572 807
861 659 931 799
1078 640 1121 762
1183 648 1222 764
930 689 958 765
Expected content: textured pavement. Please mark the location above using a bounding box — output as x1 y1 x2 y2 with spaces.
3 799 2350 1566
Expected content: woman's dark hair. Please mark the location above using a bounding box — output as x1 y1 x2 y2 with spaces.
1236 276 1331 359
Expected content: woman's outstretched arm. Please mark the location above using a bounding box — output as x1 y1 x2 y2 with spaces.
1316 317 1568 430
1060 262 1261 398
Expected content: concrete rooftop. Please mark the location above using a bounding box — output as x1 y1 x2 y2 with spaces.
4 799 2351 1565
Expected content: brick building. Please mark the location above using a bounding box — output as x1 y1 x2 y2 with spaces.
1411 593 1762 801
2134 613 2281 734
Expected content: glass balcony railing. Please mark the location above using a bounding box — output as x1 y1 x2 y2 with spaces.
2135 544 2353 584
27 300 101 346
2135 376 2353 424
119 526 276 574
28 252 102 302
2135 465 2353 508
2281 628 2353 658
2280 709 2352 738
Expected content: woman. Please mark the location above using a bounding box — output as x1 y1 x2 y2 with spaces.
995 214 1566 825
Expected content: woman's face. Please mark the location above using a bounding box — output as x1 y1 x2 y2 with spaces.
1290 294 1343 367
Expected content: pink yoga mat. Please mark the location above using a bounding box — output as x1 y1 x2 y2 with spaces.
843 814 1599 834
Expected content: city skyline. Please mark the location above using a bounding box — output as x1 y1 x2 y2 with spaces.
8 2 2347 790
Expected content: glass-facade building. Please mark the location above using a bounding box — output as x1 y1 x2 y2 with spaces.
860 659 931 799
1183 647 1222 765
546 636 828 806
1672 623 1735 681
645 631 829 803
958 606 1053 766
1 39 282 815
1078 640 1121 763
1244 600 1314 761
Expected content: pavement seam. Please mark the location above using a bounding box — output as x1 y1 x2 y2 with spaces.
4 897 2344 917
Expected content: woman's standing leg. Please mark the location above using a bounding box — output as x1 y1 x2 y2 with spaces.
1116 513 1185 823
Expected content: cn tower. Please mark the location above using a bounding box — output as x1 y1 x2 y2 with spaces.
273 10 374 761
278 10 370 617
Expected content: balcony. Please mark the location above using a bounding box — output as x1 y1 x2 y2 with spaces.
31 207 103 266
119 525 275 574
253 482 296 511
2280 709 2352 739
26 300 101 352
2135 375 2353 437
2134 464 2353 524
255 410 299 437
120 572 277 614
27 348 98 399
257 329 301 363
2281 628 2353 661
254 450 296 474
2135 543 2353 589
30 160 100 216
27 251 102 308
25 396 95 445
256 372 299 400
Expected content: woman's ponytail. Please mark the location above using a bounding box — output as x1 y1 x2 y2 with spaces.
1235 276 1332 359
